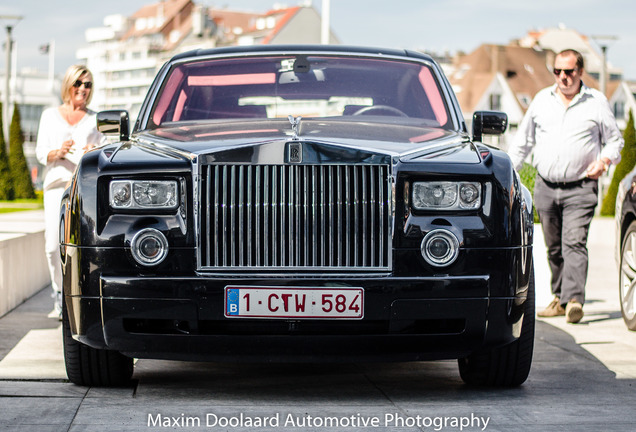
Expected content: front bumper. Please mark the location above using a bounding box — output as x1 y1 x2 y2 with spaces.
65 258 530 362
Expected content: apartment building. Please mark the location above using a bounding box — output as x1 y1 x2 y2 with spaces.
76 0 338 122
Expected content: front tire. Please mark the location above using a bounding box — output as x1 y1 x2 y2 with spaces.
62 304 134 386
619 221 636 331
458 268 535 386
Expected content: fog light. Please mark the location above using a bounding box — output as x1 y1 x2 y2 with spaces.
421 229 459 267
131 228 168 266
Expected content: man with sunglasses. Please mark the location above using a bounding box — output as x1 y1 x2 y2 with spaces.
508 49 624 323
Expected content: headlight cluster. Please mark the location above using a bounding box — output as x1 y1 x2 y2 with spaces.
110 180 178 209
412 181 481 210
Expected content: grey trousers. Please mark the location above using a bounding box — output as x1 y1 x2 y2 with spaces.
534 176 598 306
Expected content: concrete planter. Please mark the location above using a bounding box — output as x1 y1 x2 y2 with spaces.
0 210 49 317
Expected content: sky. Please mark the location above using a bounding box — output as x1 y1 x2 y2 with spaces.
1 0 636 80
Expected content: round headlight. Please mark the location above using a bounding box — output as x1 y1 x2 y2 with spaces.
421 229 459 267
131 228 168 266
459 183 481 208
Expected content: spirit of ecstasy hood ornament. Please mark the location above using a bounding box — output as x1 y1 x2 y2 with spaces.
288 115 302 140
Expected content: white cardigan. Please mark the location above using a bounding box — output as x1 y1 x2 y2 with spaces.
35 107 105 190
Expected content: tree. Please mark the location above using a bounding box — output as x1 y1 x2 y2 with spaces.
8 104 35 199
601 109 636 216
0 102 14 200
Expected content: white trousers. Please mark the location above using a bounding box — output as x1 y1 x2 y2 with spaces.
43 186 65 302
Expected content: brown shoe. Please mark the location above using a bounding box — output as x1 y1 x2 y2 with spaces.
537 297 565 317
566 300 584 324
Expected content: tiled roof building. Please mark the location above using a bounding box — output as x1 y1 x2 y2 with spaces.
77 1 338 118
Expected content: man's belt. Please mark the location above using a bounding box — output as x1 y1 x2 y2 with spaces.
539 176 593 188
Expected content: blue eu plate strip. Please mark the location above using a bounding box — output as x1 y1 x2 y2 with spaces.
226 288 239 315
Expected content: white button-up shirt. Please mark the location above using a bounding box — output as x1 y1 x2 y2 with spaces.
508 83 624 183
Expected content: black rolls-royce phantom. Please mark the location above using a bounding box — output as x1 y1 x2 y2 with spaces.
60 45 535 387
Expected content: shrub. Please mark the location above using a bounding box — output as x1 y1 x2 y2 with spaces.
8 105 35 199
600 109 636 216
0 102 14 200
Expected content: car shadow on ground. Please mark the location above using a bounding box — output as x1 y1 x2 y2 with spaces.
125 320 633 404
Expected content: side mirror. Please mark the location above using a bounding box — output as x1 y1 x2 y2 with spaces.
97 110 130 141
472 111 507 142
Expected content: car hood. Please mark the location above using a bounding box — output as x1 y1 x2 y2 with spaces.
112 118 481 165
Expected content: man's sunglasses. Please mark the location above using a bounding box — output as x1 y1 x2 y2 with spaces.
553 68 577 76
72 80 93 89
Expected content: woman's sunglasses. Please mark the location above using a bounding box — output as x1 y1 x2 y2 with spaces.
72 80 93 89
553 68 577 76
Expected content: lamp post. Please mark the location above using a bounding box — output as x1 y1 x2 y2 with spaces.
1 15 22 149
591 35 618 98
321 0 330 45
591 35 618 214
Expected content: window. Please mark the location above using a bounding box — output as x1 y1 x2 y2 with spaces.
17 104 44 142
489 94 501 111
148 55 450 129
614 101 625 119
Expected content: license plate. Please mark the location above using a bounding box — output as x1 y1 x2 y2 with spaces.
224 286 364 319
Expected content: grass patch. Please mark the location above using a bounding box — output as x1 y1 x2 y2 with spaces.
0 195 44 214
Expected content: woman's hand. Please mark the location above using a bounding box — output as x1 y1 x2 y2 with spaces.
47 138 75 163
60 138 74 156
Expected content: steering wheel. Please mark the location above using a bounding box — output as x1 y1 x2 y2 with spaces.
353 105 408 117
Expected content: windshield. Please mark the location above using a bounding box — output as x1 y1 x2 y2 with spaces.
148 55 452 130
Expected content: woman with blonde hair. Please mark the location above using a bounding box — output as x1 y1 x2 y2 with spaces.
35 64 105 319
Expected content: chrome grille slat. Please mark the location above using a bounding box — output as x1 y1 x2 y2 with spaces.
209 172 218 266
230 166 236 266
247 166 252 266
264 166 270 266
362 167 367 266
222 165 228 266
337 166 342 266
255 166 261 266
303 167 309 266
199 164 391 270
311 166 319 267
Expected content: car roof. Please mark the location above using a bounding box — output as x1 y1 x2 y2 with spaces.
170 44 436 64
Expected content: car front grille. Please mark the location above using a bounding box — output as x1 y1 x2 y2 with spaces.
198 164 392 271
